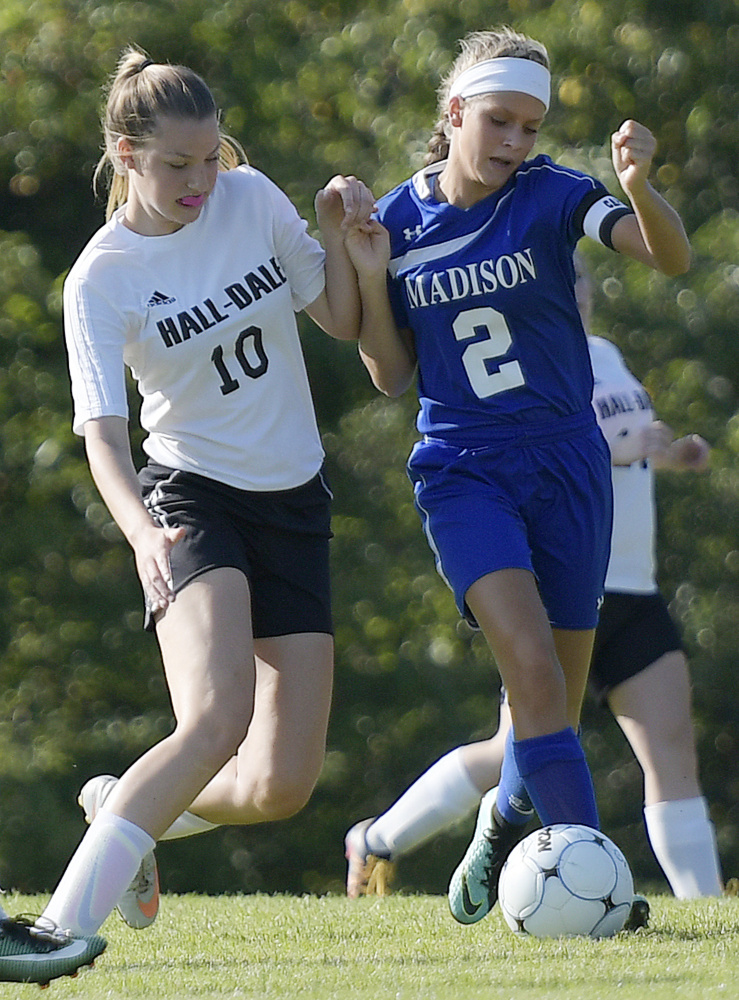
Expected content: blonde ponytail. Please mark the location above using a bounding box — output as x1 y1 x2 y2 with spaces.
93 47 247 218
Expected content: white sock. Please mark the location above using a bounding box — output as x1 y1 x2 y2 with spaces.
42 811 155 936
96 775 219 842
159 810 219 841
366 747 481 859
644 796 723 898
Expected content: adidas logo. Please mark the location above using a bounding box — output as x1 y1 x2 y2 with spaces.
147 290 176 307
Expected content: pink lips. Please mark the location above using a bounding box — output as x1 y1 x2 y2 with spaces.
179 194 206 208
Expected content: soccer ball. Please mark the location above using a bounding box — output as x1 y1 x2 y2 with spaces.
498 823 634 938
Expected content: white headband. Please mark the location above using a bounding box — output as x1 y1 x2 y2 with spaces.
449 57 550 110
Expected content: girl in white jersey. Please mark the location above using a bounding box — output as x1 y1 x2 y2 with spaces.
345 257 723 909
0 47 374 981
344 26 692 922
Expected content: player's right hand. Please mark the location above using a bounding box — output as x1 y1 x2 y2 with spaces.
344 218 391 278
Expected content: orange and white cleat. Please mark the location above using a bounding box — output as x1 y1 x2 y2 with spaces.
78 774 160 929
344 818 395 899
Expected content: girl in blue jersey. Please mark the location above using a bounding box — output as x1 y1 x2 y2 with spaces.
345 26 691 918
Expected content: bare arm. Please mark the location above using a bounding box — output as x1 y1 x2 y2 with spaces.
609 120 691 276
344 219 417 397
652 432 710 472
306 175 376 341
609 418 710 471
83 416 185 613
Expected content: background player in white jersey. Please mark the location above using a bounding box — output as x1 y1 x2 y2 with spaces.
0 47 375 983
344 25 692 920
345 257 723 911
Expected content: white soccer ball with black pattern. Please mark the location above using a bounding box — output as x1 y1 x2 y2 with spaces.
498 823 634 938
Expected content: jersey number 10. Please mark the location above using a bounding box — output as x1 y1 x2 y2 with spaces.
211 326 269 395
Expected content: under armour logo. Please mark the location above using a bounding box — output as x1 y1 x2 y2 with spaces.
403 225 423 241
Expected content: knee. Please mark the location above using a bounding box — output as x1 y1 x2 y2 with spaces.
249 770 318 821
190 711 251 772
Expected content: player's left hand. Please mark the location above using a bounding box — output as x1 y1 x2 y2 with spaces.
315 175 376 234
611 120 656 192
667 433 711 471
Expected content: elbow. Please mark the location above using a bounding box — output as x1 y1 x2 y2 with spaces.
359 338 416 398
363 358 415 398
365 367 412 398
660 239 692 277
323 315 360 342
378 379 410 399
662 254 691 277
331 328 360 343
373 366 415 397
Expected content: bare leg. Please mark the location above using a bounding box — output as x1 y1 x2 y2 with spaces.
460 707 510 793
552 627 596 729
607 650 699 804
464 568 597 828
608 651 722 896
185 631 333 824
101 567 257 839
465 569 567 737
41 567 258 934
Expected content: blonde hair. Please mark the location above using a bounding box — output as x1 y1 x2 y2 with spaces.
93 47 247 219
426 28 550 165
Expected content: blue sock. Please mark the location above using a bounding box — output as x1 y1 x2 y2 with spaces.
513 726 599 829
496 727 535 826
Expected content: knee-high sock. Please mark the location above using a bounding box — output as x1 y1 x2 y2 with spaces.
514 726 599 828
42 811 155 936
644 796 723 898
496 727 536 826
366 747 481 858
91 775 218 842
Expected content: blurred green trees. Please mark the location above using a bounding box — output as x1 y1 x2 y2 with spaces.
1 0 738 895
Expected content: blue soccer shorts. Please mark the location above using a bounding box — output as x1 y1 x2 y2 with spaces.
407 412 612 630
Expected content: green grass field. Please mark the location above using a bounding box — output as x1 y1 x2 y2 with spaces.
0 892 736 999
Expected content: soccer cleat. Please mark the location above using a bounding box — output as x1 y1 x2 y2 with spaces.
345 818 395 899
448 786 528 924
622 894 650 932
0 915 106 986
78 774 160 929
116 850 160 930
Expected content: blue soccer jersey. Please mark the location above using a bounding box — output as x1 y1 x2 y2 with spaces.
377 154 632 442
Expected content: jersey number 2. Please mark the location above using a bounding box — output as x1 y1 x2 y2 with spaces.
453 307 524 399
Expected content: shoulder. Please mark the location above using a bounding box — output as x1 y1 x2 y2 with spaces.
203 167 306 247
376 172 430 255
588 335 625 365
65 214 134 290
588 335 630 379
516 155 603 193
215 164 285 204
218 164 302 222
517 157 629 246
376 174 417 215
